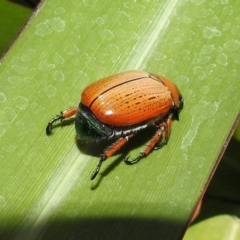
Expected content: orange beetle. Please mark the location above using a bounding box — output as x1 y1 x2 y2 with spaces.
46 70 184 180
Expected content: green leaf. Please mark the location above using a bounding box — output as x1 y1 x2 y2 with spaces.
184 215 240 240
233 122 240 140
0 0 239 239
0 0 32 55
185 135 240 239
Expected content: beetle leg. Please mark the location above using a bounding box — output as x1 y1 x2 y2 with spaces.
91 134 134 180
154 115 172 149
124 126 164 165
153 141 166 150
165 115 172 141
46 107 77 135
124 153 145 165
91 155 106 180
125 115 173 165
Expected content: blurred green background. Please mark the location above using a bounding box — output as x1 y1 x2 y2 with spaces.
0 0 239 239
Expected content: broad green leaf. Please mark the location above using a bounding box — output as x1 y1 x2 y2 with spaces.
185 135 240 239
0 0 240 239
184 215 240 240
0 0 32 55
234 123 240 140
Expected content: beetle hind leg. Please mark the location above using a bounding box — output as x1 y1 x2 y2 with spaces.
124 116 172 165
154 115 172 149
124 152 145 165
154 141 166 150
124 127 164 165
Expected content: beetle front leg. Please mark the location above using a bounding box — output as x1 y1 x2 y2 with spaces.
91 134 134 180
46 107 77 135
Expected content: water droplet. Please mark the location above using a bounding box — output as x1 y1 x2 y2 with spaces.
44 85 57 98
193 66 203 75
72 71 89 88
64 44 79 55
201 44 215 54
224 40 240 52
222 22 231 31
203 26 221 39
99 29 115 40
71 13 83 23
195 8 214 18
200 85 210 94
216 53 228 66
53 52 64 64
0 107 17 125
36 22 52 36
53 70 65 82
223 5 233 15
38 60 55 71
190 0 206 5
47 17 65 32
11 64 28 75
221 0 228 4
8 76 22 85
13 96 29 110
175 75 189 84
83 0 97 6
95 17 105 26
21 49 36 62
54 7 65 15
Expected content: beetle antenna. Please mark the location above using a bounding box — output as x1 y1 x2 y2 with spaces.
91 155 106 180
46 113 64 135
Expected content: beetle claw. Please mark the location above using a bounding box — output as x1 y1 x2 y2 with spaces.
154 140 167 150
46 113 64 135
124 153 145 165
91 161 102 180
91 155 107 180
46 123 53 135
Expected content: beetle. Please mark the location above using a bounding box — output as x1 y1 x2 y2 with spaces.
46 70 184 180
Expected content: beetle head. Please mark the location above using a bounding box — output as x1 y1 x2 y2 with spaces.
178 94 184 110
75 104 113 141
162 81 183 112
